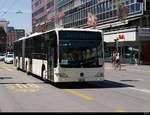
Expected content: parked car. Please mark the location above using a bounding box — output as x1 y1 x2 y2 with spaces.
0 53 5 61
4 53 14 64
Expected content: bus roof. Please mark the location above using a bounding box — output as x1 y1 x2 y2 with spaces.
16 32 43 41
46 28 102 33
15 28 102 42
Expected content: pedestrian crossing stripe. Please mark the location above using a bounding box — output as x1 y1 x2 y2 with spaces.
4 83 39 88
4 83 40 93
2 67 13 71
16 84 28 88
0 65 16 71
27 83 40 88
2 64 17 69
2 64 11 67
15 83 40 89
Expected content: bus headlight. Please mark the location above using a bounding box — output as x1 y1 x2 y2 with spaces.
55 73 68 78
95 72 104 77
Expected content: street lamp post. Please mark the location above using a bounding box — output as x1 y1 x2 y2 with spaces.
114 37 119 53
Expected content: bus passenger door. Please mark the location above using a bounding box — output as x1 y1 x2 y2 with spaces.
22 40 25 70
47 40 54 81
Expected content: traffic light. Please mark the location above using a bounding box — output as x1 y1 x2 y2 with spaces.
137 0 143 2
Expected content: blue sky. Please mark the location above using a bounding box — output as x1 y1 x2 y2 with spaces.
0 0 32 34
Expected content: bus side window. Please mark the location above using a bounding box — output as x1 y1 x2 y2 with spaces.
49 39 57 68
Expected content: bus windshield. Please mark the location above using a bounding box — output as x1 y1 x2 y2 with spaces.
59 31 103 68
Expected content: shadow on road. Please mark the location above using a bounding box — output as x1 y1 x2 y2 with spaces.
0 77 12 80
52 80 134 89
120 79 140 82
0 80 134 90
0 73 134 90
0 82 45 85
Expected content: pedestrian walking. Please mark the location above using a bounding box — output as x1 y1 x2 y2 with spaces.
114 53 121 70
134 52 138 66
111 52 116 67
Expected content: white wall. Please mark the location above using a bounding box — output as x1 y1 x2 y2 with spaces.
104 28 137 43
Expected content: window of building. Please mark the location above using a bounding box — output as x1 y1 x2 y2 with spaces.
131 0 135 4
131 4 135 12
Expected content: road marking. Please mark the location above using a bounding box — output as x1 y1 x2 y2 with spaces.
12 67 17 69
142 68 150 71
27 83 40 88
104 67 113 70
4 84 16 89
1 64 16 69
127 68 150 73
65 89 94 101
16 84 28 88
116 110 125 112
4 83 40 93
2 67 13 71
129 87 150 94
2 64 11 67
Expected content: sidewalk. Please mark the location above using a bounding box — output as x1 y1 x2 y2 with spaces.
104 62 150 71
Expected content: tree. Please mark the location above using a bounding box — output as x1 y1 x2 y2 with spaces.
0 26 6 38
0 26 7 52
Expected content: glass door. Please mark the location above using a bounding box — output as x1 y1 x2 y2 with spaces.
47 40 54 81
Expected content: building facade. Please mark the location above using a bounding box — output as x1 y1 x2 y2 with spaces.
0 20 8 53
7 27 25 51
32 0 55 32
32 0 150 64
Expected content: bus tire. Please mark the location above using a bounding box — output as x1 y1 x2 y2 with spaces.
41 65 47 81
17 67 20 71
42 69 48 82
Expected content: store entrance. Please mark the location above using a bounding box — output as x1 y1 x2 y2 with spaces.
104 42 139 64
141 42 150 65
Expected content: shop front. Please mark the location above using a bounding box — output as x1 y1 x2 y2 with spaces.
138 28 150 65
104 28 140 64
104 27 150 65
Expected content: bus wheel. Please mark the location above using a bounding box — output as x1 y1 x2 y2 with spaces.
26 62 30 75
42 69 48 82
17 67 20 71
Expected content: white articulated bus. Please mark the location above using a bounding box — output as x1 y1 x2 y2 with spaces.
13 28 104 83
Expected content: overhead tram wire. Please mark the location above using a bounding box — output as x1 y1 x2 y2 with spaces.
0 0 12 17
1 0 17 17
0 0 7 10
0 0 5 9
0 0 17 18
0 0 8 16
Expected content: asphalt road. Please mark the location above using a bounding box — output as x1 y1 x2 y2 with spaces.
0 62 150 112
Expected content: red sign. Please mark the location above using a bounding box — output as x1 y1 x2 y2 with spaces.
87 12 98 28
58 13 65 18
118 35 125 39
